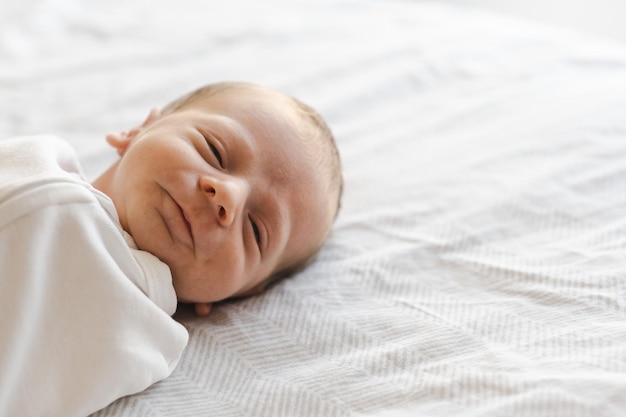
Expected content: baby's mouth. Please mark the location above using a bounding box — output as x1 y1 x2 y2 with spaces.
179 206 194 246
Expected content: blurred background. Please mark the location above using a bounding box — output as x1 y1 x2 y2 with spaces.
442 0 626 45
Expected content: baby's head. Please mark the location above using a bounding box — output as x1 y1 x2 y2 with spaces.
93 82 342 315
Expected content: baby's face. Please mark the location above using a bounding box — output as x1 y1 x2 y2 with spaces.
101 88 333 310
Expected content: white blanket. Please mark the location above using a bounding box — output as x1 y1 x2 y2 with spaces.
2 0 626 415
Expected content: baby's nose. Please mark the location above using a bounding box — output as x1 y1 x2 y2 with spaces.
199 175 248 227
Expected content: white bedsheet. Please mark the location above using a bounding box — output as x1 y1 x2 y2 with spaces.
2 0 626 416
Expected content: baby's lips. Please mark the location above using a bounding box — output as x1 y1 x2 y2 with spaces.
183 204 217 255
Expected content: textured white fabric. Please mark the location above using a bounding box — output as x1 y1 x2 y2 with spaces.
0 136 188 417
2 0 626 416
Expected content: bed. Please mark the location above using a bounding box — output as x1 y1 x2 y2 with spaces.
3 0 626 415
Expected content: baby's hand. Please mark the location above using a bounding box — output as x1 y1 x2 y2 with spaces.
194 303 212 317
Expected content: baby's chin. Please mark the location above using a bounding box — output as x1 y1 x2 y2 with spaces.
169 270 221 305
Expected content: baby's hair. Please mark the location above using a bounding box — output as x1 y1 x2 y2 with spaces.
163 81 343 286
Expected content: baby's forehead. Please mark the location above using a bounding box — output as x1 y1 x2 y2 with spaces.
194 85 294 111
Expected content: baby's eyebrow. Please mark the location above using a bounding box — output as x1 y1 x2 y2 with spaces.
202 115 251 148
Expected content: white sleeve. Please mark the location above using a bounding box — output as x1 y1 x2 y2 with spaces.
0 184 189 417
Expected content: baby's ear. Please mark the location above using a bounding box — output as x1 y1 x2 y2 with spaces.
105 131 132 156
105 108 162 156
141 107 162 128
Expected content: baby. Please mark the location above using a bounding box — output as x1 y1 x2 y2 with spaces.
95 81 343 316
0 81 342 417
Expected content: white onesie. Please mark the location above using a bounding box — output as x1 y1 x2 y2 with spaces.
0 135 189 417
